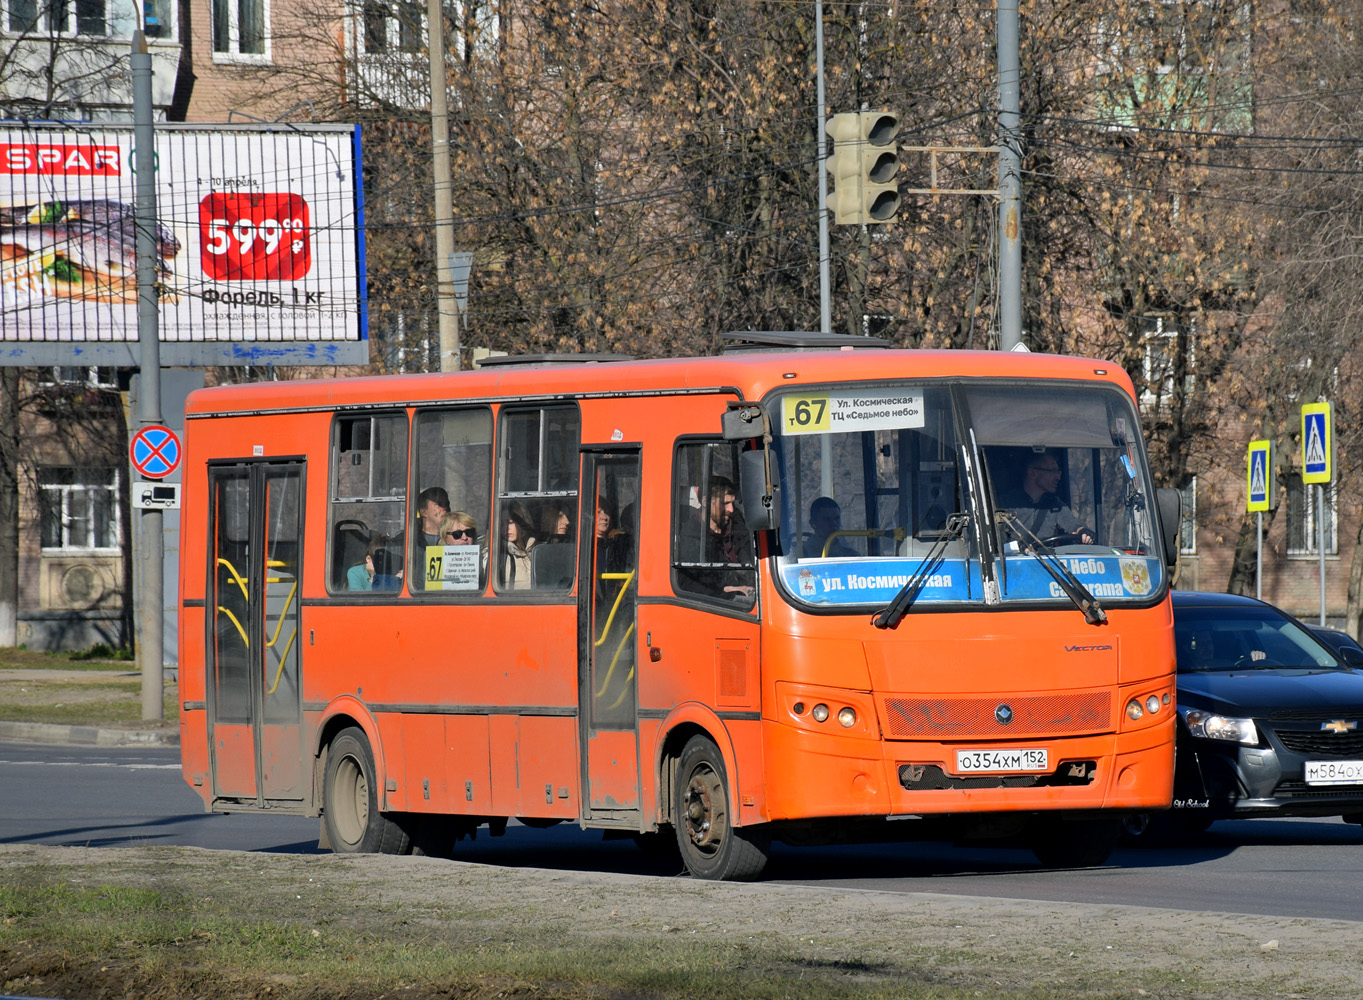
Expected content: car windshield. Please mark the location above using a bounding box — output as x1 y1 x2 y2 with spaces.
769 379 1166 611
1175 605 1341 672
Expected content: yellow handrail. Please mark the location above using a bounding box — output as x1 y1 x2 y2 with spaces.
215 605 249 646
593 571 636 648
821 527 907 557
266 627 298 696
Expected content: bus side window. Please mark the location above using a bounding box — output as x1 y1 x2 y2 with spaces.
671 439 756 607
329 412 409 595
495 404 580 593
413 406 494 594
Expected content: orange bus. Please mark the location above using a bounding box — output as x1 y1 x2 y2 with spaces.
178 332 1180 879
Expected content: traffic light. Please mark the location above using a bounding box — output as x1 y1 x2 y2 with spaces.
825 111 900 225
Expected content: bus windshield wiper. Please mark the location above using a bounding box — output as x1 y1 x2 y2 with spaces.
996 511 1107 626
872 513 968 630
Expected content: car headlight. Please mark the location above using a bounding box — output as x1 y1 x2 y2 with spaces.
1181 707 1258 745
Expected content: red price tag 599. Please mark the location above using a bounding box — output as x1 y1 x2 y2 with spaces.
199 193 311 281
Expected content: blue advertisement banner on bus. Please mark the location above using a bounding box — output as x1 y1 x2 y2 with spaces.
782 554 1159 606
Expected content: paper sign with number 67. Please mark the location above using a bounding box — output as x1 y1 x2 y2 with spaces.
199 193 311 281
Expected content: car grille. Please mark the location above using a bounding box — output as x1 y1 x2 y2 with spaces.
1271 707 1363 721
881 691 1111 739
1273 730 1363 757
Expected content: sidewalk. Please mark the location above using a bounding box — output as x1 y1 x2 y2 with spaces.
0 666 180 748
0 719 178 747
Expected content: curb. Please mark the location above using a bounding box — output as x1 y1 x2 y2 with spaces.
0 720 179 748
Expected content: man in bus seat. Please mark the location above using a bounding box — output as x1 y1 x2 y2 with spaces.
996 450 1093 545
417 486 452 547
801 496 858 558
676 476 755 600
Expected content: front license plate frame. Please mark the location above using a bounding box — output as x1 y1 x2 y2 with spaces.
955 748 1049 774
1304 759 1363 786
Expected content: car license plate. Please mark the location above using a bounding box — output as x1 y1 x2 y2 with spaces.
955 748 1048 773
1304 760 1363 786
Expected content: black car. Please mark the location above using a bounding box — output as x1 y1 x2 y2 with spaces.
1128 591 1363 843
1307 625 1363 668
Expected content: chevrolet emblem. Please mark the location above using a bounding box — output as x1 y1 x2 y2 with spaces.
1321 720 1358 734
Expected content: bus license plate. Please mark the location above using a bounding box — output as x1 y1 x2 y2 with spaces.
955 748 1048 773
1304 760 1363 786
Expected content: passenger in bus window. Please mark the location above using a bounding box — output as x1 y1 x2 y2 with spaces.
996 450 1093 544
677 476 754 601
801 497 858 558
542 501 574 544
594 499 632 603
439 510 488 589
347 534 387 591
370 537 403 591
442 511 479 546
417 486 451 546
500 501 538 590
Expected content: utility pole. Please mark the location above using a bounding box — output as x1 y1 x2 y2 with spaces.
815 0 831 334
132 30 164 720
997 0 1022 351
427 0 459 371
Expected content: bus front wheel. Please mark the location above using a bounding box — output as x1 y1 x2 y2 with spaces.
1029 816 1120 868
674 736 769 881
322 727 410 855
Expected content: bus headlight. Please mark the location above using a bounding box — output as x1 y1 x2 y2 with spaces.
1126 699 1145 720
837 707 857 728
811 703 830 723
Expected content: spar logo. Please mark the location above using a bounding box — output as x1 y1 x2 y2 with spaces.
0 143 122 175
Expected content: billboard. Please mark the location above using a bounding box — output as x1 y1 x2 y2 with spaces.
0 123 368 366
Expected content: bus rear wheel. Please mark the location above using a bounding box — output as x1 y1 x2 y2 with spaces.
323 727 410 855
674 736 769 881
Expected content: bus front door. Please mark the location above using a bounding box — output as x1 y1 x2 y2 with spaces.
578 450 642 823
206 462 306 808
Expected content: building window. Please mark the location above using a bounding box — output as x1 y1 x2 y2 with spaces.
5 0 170 37
41 366 119 389
212 0 266 57
1178 478 1197 555
39 467 119 551
362 0 422 54
1286 473 1337 556
1139 315 1194 407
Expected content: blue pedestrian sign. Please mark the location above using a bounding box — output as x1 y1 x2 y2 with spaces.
130 424 182 480
1301 402 1333 485
1247 440 1271 512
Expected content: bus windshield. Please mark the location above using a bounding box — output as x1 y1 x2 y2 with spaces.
771 380 1165 611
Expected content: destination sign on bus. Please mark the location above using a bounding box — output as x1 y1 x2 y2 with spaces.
424 546 481 591
782 388 925 435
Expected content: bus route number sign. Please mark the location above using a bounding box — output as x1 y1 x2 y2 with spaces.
782 394 831 433
783 388 927 436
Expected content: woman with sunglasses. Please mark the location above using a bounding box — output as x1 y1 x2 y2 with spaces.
434 511 488 591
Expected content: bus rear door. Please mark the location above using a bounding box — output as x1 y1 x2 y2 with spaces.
205 461 306 808
578 449 642 824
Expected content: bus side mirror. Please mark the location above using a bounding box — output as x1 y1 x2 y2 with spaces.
722 403 765 440
1156 487 1181 570
739 448 781 534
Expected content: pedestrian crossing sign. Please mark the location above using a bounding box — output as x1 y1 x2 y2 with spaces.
1301 402 1333 485
1247 440 1271 512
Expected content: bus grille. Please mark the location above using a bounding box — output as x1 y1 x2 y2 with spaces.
898 761 1097 790
880 692 1111 739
